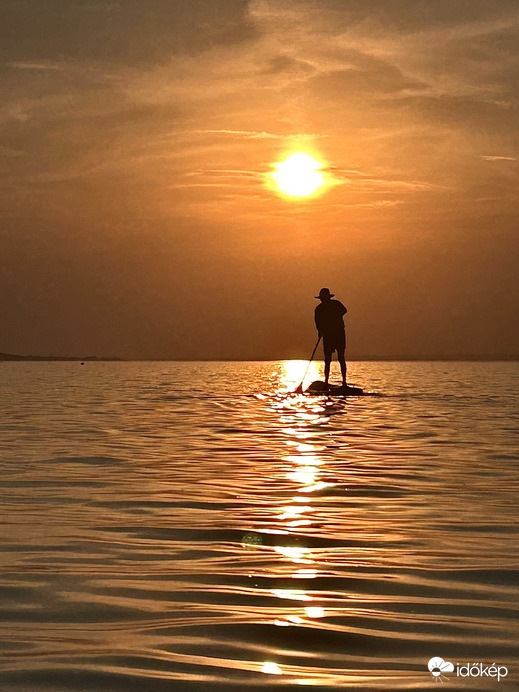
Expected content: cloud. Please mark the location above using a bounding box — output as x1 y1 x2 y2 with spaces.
6 61 63 71
2 0 518 205
307 63 424 99
330 199 403 209
253 0 519 34
170 167 262 189
189 129 326 139
0 0 257 66
481 154 516 161
261 54 315 77
0 0 518 359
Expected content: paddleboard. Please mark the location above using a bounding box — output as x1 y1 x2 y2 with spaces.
306 380 365 396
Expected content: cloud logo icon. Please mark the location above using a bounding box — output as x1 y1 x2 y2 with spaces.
428 657 454 681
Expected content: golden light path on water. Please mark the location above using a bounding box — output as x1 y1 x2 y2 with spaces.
255 361 346 684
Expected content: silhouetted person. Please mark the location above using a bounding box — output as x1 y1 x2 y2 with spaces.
314 287 347 387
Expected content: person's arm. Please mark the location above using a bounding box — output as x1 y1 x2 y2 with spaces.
340 302 347 316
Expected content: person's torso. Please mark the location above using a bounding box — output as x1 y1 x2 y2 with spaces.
315 300 345 334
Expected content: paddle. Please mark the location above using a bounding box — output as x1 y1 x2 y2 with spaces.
294 336 321 393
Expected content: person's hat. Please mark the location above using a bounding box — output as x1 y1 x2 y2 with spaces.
315 287 335 299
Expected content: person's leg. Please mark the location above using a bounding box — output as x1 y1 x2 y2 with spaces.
337 331 347 386
323 337 332 386
324 355 331 386
338 350 347 386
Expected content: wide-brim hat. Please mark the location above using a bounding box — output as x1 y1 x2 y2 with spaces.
315 287 335 299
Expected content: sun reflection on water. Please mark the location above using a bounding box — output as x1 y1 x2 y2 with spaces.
273 546 313 563
247 362 353 678
250 365 342 644
277 359 321 393
271 589 313 601
262 661 283 675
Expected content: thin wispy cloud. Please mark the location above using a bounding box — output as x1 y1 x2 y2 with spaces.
330 199 404 209
481 155 517 161
331 169 445 192
7 61 63 71
191 129 327 139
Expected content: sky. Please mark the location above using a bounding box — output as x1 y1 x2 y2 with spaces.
1 0 518 359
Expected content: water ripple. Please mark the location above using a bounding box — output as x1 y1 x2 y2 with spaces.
0 361 518 690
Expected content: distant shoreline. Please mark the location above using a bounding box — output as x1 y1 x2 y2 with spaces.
1 353 518 362
0 353 120 362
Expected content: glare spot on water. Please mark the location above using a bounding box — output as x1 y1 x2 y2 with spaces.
279 505 312 520
271 589 312 601
296 679 321 686
296 443 318 452
287 614 304 624
293 569 318 579
299 481 330 493
305 606 325 618
284 454 324 466
279 360 320 392
274 546 313 563
288 467 318 485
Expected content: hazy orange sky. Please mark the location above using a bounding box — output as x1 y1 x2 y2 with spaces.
1 0 518 359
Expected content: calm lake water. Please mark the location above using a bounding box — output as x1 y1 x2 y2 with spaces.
0 361 518 691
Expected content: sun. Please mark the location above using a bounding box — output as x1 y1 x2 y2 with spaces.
271 153 325 199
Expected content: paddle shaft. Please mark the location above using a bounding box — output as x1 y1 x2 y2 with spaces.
296 336 321 392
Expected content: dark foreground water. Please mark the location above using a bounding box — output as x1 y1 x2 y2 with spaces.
0 361 518 691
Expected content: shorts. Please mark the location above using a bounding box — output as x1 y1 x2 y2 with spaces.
323 330 346 358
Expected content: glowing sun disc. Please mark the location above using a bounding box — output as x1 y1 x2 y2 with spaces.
272 153 324 198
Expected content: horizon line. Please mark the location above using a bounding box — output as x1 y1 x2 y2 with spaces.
1 353 518 363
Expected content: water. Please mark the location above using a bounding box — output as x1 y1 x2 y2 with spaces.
0 361 518 691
